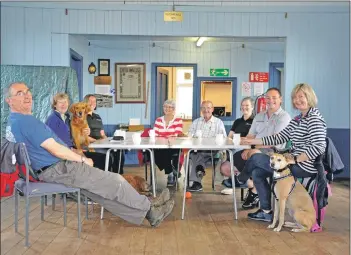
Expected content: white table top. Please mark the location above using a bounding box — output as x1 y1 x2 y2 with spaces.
168 137 250 150
89 136 249 150
89 137 170 149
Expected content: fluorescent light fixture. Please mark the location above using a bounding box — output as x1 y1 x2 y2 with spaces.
196 37 206 47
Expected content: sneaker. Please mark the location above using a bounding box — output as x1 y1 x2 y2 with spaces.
146 199 175 227
247 209 272 222
196 165 206 178
150 188 171 207
222 178 232 188
242 189 259 209
221 188 233 195
187 181 203 192
222 176 246 188
87 200 98 205
167 173 176 187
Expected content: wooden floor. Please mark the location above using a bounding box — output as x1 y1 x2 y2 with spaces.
1 167 350 255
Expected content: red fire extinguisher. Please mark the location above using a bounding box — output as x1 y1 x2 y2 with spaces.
255 94 266 114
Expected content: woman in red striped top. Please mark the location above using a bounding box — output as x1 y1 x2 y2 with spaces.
153 100 183 186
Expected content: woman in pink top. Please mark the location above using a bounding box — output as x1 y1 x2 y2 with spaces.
153 100 183 186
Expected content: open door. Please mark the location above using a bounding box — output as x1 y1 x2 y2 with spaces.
269 62 284 90
155 68 169 119
70 49 83 100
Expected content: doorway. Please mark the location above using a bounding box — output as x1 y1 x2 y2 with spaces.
151 63 197 132
70 49 83 100
269 62 284 90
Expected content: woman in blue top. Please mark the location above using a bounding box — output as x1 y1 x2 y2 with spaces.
45 93 110 171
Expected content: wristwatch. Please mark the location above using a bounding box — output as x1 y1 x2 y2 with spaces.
251 145 256 149
81 156 86 163
294 155 298 164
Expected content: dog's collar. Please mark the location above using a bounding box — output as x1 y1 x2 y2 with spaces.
273 168 293 181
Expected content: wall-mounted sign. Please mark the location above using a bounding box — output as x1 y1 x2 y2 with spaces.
210 68 229 77
249 72 269 82
94 76 112 85
164 11 183 22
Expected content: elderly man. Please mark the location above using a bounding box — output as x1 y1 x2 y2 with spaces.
4 82 174 227
187 100 227 192
220 88 291 209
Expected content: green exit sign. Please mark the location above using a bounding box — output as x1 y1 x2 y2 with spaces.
210 68 229 77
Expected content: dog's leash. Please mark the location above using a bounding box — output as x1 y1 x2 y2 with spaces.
271 172 297 201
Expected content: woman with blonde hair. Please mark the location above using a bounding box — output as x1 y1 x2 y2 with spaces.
45 93 110 171
238 83 327 222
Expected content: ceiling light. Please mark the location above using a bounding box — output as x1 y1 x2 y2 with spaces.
196 37 206 47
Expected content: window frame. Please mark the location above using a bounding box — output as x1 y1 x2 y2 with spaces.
195 77 237 121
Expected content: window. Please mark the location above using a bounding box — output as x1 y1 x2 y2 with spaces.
201 81 233 118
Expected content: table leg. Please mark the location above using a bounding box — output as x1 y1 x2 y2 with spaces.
146 149 156 198
227 149 238 220
101 148 112 220
181 149 193 220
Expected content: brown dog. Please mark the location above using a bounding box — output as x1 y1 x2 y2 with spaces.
268 153 315 232
70 102 93 152
123 174 151 196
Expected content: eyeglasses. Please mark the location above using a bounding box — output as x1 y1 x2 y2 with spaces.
12 90 32 97
163 106 174 109
201 107 212 110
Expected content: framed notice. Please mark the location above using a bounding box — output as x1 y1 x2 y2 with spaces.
98 59 110 76
115 63 146 103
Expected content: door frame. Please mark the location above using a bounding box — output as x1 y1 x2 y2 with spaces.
196 77 238 121
269 62 284 90
70 48 83 100
151 63 198 124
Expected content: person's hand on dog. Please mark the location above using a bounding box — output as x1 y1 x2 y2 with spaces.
283 153 295 164
84 158 94 167
241 149 250 160
71 148 84 156
83 127 91 136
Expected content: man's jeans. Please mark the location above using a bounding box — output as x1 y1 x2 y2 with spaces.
237 153 316 210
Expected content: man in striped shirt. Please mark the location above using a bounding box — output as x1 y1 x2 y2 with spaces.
187 100 227 192
239 83 327 222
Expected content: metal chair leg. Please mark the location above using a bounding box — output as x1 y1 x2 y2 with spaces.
25 196 30 247
52 194 56 211
63 194 67 227
175 149 181 191
85 196 88 219
77 190 81 237
182 150 192 220
14 189 18 232
118 149 123 174
211 151 215 191
41 196 44 221
144 161 148 182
